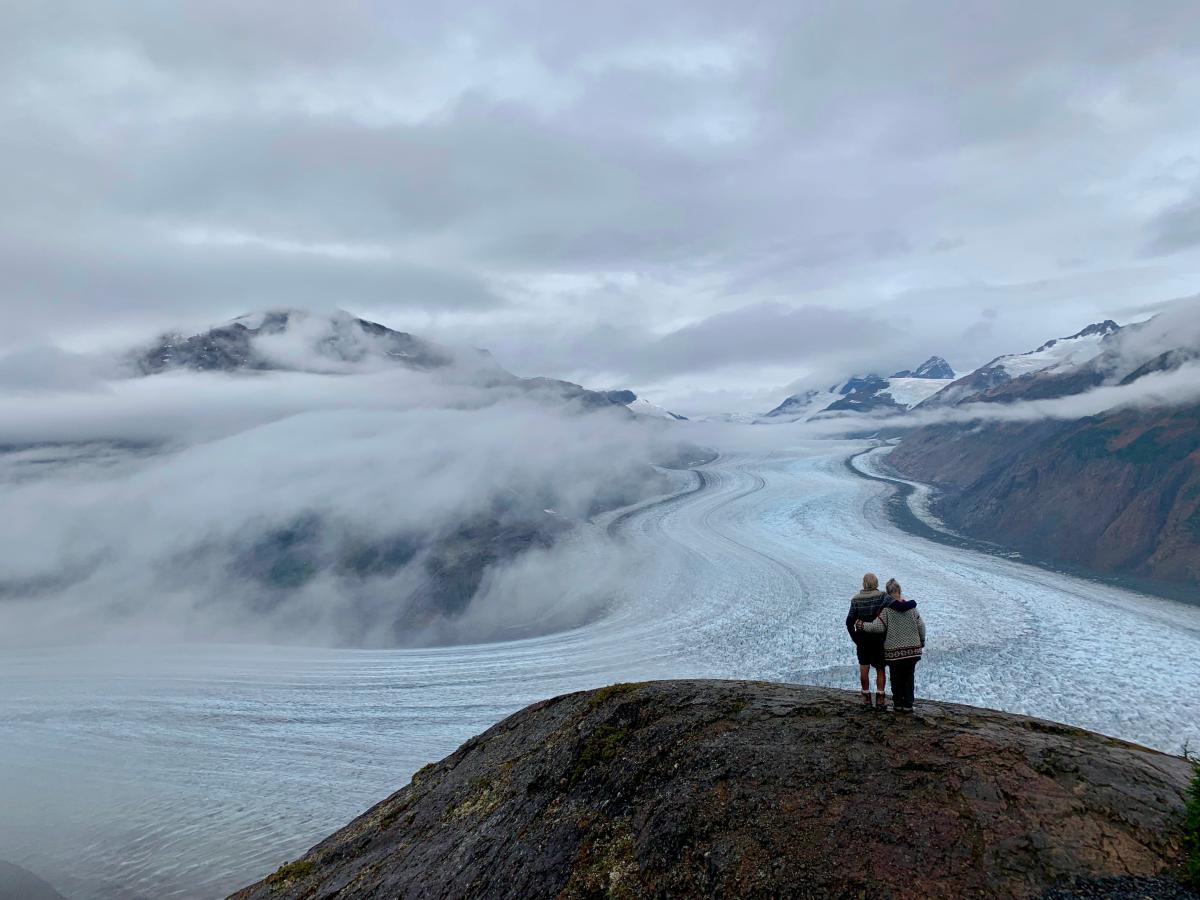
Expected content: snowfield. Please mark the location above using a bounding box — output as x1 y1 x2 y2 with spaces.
880 376 953 407
626 396 685 420
2 442 1197 899
989 323 1119 379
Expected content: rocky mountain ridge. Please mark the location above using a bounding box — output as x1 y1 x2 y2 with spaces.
892 355 956 379
230 680 1195 900
132 308 674 416
918 320 1123 408
133 309 458 375
763 320 1140 424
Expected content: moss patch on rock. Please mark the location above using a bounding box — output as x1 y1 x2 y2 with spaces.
587 682 645 710
568 725 629 786
447 762 514 820
410 761 437 783
265 858 313 890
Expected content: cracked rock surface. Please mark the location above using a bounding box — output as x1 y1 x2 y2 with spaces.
229 680 1194 899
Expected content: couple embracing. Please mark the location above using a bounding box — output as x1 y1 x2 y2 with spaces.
845 573 925 712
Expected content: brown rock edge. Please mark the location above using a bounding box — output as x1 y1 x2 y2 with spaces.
229 680 1193 899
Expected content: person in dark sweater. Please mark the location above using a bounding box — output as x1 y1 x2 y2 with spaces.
846 572 888 708
857 578 926 712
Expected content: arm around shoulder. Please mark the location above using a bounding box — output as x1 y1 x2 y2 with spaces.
860 611 886 633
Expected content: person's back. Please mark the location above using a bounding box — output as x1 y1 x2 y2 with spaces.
846 573 888 706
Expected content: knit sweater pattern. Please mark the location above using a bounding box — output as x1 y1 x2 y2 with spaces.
860 603 926 661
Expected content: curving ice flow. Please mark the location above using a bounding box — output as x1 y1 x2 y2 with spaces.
2 442 1199 899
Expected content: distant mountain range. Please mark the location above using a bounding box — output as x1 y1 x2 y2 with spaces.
760 317 1171 424
758 309 1199 589
762 356 957 422
882 311 1200 590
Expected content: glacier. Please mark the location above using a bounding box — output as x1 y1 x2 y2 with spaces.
1 440 1198 899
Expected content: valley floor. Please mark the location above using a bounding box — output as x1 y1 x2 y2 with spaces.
2 441 1199 899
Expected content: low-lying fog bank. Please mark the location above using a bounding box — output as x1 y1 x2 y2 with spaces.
0 317 695 648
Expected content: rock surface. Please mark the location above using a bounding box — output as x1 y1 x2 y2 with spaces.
229 680 1193 900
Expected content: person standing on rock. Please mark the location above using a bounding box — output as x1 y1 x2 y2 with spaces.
846 573 888 708
857 578 925 712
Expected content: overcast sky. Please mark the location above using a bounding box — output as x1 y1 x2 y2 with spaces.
3 1 1199 414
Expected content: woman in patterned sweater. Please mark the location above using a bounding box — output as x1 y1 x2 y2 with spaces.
856 578 925 712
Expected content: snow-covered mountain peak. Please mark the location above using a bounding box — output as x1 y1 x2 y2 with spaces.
989 319 1122 380
914 356 956 379
627 397 688 421
762 359 954 422
1032 320 1120 355
890 356 955 380
604 389 686 421
918 319 1127 407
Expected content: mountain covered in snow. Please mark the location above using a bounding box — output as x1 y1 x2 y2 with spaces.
627 397 689 421
762 356 956 422
758 318 1180 425
919 321 1122 408
887 308 1200 590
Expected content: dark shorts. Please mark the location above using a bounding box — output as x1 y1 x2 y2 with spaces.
855 642 885 669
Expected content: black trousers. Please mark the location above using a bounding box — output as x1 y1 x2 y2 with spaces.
888 658 919 708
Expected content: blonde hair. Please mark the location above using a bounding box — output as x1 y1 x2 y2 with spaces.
885 578 901 596
862 573 879 591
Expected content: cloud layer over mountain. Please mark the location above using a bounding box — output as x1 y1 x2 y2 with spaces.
4 2 1200 413
0 338 684 647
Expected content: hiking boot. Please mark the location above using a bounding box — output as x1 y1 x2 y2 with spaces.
874 693 889 711
861 691 872 706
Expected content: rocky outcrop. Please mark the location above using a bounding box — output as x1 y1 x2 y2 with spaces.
230 680 1194 900
892 356 956 380
823 374 903 413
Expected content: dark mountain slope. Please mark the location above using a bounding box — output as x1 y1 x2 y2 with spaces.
230 680 1194 900
887 403 1200 587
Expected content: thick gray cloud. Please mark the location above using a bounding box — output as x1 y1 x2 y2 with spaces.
3 1 1200 411
1145 187 1200 255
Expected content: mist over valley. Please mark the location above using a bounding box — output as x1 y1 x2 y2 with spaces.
5 4 1200 897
